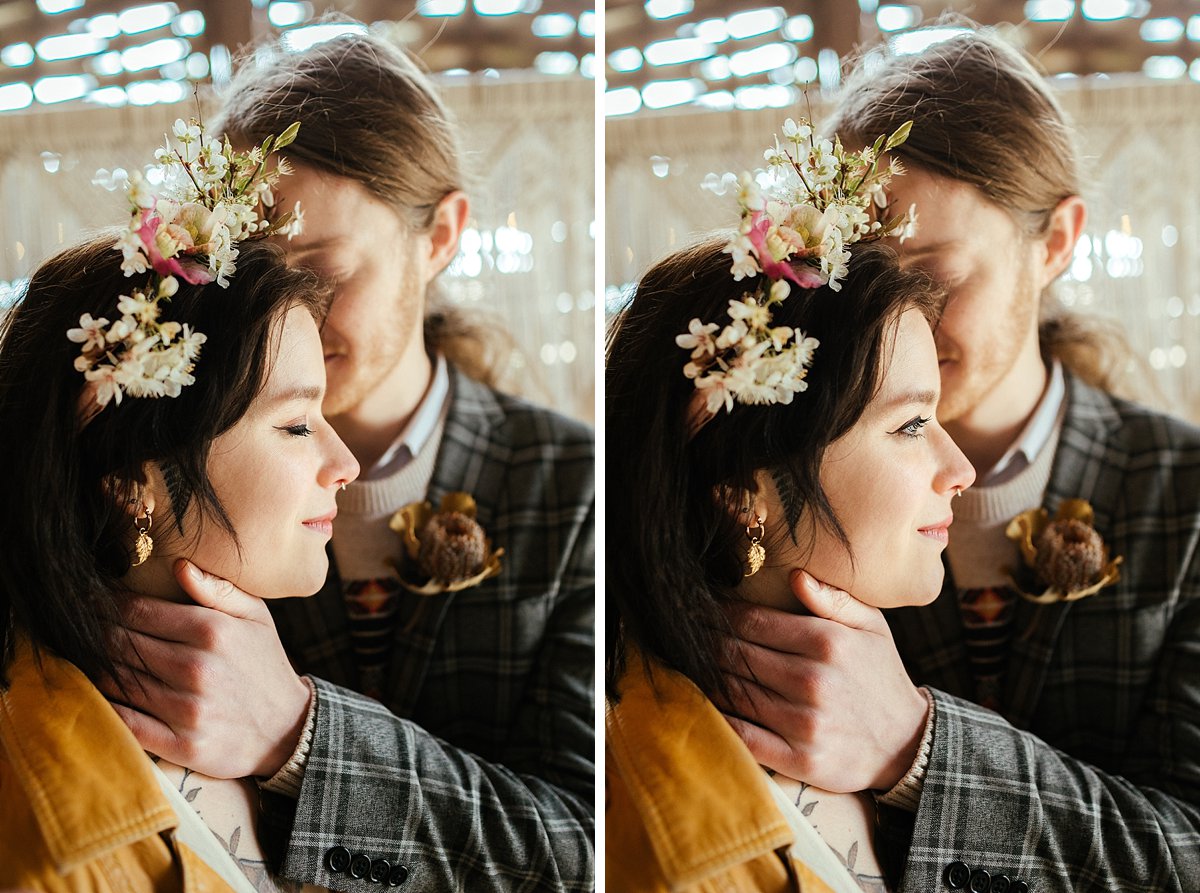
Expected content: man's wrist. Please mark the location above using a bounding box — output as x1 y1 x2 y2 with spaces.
259 676 317 797
877 686 935 812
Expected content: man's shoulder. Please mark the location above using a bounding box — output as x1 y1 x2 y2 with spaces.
1065 374 1200 455
448 371 594 455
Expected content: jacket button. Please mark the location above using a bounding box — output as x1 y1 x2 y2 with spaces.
349 853 372 879
324 846 352 874
368 859 391 884
387 864 410 886
1010 883 1029 893
944 862 972 889
989 876 1011 893
968 869 991 892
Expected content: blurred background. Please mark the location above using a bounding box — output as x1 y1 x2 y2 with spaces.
606 0 1200 422
0 0 595 421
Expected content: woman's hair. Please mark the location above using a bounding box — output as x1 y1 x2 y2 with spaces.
213 28 505 384
605 238 941 702
825 22 1130 391
0 235 327 687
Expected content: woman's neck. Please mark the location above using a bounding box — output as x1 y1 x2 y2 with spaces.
122 554 190 603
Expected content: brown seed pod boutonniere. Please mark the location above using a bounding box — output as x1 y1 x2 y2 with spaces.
388 492 504 595
1005 498 1123 604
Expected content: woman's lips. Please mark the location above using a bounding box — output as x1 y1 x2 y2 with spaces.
918 514 953 544
302 509 337 536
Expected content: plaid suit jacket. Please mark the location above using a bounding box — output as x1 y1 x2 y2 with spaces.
882 374 1200 892
262 369 595 892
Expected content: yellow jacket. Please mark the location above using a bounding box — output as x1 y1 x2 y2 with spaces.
0 640 242 892
606 654 838 893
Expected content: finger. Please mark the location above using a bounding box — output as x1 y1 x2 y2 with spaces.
108 626 195 680
100 661 192 717
117 594 210 643
790 569 886 633
108 700 186 763
717 637 821 697
726 601 820 652
175 558 265 621
721 713 805 778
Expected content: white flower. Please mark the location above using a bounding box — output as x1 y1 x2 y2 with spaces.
67 313 110 352
126 170 156 210
723 235 759 281
696 371 735 415
735 172 764 212
782 118 812 143
117 291 159 324
727 297 772 330
899 203 919 243
676 318 719 359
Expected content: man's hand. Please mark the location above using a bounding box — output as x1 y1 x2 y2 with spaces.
102 558 311 780
719 569 928 793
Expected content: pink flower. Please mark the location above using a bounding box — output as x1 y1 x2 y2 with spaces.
137 211 213 286
746 212 825 290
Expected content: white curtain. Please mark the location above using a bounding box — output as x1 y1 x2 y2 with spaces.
606 78 1200 423
0 74 595 422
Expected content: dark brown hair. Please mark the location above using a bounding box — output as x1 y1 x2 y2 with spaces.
0 235 327 687
605 238 941 701
827 22 1132 392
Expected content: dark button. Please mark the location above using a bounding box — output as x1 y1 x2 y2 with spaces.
1010 883 1029 893
349 853 372 879
968 869 992 893
944 861 971 889
368 859 391 884
989 876 1011 893
387 864 410 886
324 846 352 874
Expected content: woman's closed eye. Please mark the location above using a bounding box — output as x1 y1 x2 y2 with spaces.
276 422 315 438
891 416 931 439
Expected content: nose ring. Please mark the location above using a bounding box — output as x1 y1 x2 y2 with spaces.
340 482 348 492
953 486 962 498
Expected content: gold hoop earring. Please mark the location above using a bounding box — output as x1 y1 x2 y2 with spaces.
132 507 154 567
744 516 766 577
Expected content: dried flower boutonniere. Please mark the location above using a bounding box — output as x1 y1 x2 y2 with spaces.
388 492 504 596
1006 498 1123 604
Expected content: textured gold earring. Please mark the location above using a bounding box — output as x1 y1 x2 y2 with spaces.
744 516 766 577
132 507 154 567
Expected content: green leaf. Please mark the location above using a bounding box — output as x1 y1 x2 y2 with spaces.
259 135 275 158
275 121 301 150
885 119 913 151
871 132 886 157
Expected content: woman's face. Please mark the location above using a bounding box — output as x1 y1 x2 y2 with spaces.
161 305 359 598
751 307 975 610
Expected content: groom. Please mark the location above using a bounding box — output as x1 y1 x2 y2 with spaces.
109 31 594 893
726 22 1200 893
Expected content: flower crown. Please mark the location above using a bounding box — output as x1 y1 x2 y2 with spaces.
69 116 304 411
677 117 917 420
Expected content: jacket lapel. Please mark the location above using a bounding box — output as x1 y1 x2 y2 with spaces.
383 369 509 717
1002 375 1124 727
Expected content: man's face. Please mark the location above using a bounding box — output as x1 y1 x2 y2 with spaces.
277 163 434 418
886 164 1043 424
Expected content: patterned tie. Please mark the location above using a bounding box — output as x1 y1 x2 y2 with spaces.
958 586 1018 711
343 578 402 701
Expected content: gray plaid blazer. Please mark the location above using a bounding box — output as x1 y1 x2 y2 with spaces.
262 369 595 892
881 375 1200 892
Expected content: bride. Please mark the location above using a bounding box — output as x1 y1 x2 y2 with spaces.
605 120 975 892
0 120 357 891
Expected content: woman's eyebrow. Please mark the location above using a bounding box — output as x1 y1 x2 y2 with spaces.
270 384 324 403
884 388 939 408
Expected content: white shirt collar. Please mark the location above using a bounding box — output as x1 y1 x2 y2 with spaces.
981 360 1065 486
363 354 450 481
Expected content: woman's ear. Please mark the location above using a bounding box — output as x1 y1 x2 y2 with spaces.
106 462 168 520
